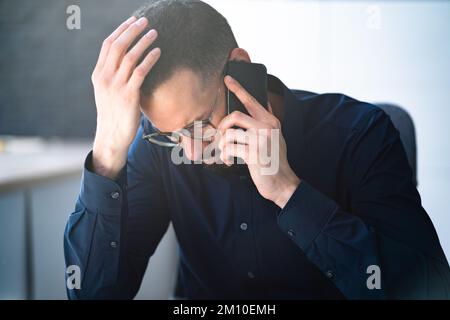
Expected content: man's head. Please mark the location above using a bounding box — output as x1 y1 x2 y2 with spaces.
133 0 251 162
134 0 238 96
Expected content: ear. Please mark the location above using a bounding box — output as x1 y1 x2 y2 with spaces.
228 48 251 63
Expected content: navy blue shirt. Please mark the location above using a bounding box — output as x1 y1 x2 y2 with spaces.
64 75 450 299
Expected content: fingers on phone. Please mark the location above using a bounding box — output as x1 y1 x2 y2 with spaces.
129 47 161 89
218 128 249 151
218 111 261 133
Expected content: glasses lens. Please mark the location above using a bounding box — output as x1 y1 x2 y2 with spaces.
183 122 217 141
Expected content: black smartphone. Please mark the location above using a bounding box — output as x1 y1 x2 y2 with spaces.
225 61 268 116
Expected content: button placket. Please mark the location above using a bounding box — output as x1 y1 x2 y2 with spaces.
325 270 335 279
233 176 259 282
240 222 248 231
110 191 120 199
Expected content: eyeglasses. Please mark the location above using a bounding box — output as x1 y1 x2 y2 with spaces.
143 86 221 147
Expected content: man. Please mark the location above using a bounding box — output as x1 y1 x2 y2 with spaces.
64 0 450 299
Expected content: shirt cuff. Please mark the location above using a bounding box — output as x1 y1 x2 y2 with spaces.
277 180 338 250
79 151 127 215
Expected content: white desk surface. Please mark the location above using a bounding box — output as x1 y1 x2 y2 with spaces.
0 139 91 192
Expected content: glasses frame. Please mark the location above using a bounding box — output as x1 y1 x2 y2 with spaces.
143 85 222 147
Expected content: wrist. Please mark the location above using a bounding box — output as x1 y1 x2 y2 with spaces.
92 141 128 179
273 174 301 209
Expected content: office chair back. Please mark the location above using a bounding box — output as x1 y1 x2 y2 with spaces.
377 103 417 186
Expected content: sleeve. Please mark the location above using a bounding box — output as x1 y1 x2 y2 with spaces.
64 125 170 299
277 108 450 299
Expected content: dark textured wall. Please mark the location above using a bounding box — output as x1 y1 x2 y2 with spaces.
0 0 148 138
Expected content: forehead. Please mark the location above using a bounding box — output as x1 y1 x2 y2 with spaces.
142 68 216 132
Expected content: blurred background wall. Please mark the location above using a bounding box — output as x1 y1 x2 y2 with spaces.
0 0 449 299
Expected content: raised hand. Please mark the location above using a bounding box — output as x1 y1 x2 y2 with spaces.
91 16 161 179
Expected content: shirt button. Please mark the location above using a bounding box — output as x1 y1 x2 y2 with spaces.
110 241 118 248
110 191 120 199
287 229 295 237
240 222 248 231
247 271 255 279
325 270 334 279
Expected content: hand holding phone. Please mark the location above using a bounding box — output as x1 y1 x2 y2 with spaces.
218 74 301 209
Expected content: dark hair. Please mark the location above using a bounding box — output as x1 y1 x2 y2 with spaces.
133 0 238 96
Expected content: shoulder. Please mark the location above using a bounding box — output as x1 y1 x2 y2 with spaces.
291 89 389 134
